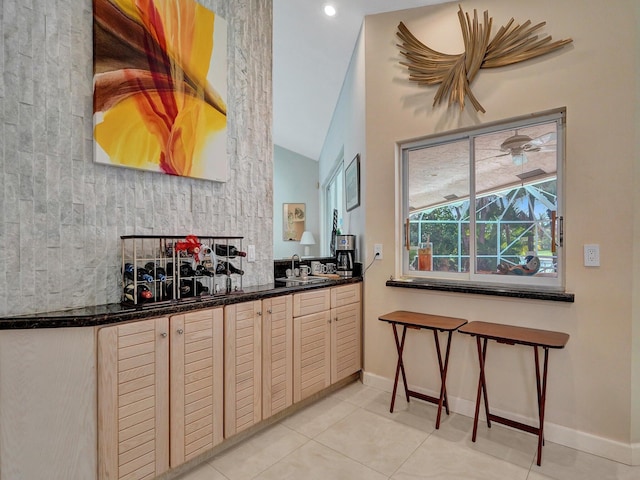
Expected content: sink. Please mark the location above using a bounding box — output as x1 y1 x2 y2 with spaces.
275 276 330 285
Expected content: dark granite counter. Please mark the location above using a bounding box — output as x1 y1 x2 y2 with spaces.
386 278 574 303
0 277 362 330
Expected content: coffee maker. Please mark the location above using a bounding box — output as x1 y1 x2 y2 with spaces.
336 234 356 277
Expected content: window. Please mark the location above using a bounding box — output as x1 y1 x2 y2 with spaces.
400 109 565 290
324 160 344 253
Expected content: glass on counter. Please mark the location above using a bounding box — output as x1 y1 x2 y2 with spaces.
418 242 433 271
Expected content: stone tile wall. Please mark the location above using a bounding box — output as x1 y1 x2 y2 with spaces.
0 0 273 315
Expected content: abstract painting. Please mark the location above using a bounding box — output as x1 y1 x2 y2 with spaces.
93 0 228 181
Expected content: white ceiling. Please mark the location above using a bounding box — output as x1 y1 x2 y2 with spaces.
272 0 447 161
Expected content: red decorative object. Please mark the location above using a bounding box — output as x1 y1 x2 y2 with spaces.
175 235 202 261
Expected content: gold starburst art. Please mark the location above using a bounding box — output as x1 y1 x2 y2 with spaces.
397 6 573 113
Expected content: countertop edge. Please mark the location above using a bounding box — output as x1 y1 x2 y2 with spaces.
0 278 363 330
386 279 575 303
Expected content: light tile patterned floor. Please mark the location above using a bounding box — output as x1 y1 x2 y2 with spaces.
176 381 639 480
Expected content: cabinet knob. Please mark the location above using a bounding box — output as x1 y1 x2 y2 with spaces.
328 319 332 323
257 311 262 316
267 309 272 314
160 332 167 338
177 329 184 335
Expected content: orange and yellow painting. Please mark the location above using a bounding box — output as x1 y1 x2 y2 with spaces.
93 0 228 181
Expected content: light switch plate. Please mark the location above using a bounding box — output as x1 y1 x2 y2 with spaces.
584 244 600 267
247 244 256 262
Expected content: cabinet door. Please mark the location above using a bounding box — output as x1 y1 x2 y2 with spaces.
224 301 262 436
98 317 169 480
262 295 293 418
331 302 362 383
293 310 332 402
170 308 224 467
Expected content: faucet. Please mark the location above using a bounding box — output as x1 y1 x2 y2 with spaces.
291 254 300 276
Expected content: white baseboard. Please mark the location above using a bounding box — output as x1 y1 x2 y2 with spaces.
633 443 640 465
362 371 638 466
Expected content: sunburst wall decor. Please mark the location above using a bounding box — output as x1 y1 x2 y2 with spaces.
396 6 573 113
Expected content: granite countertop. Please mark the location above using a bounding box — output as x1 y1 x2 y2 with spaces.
386 278 574 303
0 277 362 330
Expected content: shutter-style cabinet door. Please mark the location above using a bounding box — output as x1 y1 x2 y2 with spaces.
293 310 332 403
170 308 224 467
331 302 362 383
98 317 169 480
224 301 262 436
262 295 293 418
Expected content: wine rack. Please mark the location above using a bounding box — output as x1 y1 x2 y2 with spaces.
120 234 245 306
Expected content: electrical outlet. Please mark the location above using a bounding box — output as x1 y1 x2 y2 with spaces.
247 244 256 263
374 243 383 260
584 244 600 267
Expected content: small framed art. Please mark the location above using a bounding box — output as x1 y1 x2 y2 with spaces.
345 154 360 212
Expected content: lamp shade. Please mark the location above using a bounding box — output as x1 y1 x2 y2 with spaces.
299 231 316 245
299 231 316 257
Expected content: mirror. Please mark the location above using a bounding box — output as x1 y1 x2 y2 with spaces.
283 203 305 241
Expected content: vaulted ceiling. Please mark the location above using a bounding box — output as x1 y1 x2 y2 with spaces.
272 0 446 161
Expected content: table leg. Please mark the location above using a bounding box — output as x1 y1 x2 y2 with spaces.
481 338 490 427
390 324 409 413
472 337 490 442
535 347 550 466
434 330 454 429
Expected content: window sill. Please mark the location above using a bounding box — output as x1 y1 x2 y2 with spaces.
386 278 574 303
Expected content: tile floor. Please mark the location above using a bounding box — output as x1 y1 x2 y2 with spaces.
176 381 639 480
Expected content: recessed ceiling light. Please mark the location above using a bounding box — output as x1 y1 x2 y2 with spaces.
324 4 336 17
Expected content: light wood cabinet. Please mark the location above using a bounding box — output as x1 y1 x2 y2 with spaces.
330 283 361 309
224 301 262 436
293 284 362 403
331 302 362 383
96 283 360 478
293 309 332 402
293 288 331 317
169 308 224 466
262 295 294 419
330 284 362 383
98 317 170 480
98 308 224 479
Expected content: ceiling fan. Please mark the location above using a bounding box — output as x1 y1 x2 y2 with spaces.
496 131 556 165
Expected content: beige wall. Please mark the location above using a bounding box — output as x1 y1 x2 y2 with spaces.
631 1 640 461
362 0 639 463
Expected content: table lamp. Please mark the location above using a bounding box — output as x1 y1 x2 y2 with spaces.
299 231 316 257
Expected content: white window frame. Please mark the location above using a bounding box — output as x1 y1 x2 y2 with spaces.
322 157 344 255
397 108 566 291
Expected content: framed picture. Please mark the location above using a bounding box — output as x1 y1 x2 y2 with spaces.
345 154 360 212
283 203 306 241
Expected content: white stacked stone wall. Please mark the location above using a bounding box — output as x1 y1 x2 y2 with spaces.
0 0 273 315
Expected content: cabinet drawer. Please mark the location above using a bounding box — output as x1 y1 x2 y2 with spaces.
293 289 331 317
331 283 361 308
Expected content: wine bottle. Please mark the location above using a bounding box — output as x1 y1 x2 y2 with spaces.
195 264 214 277
144 262 167 281
123 263 135 281
136 268 153 283
124 283 153 303
155 267 167 281
214 244 247 258
215 260 244 276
